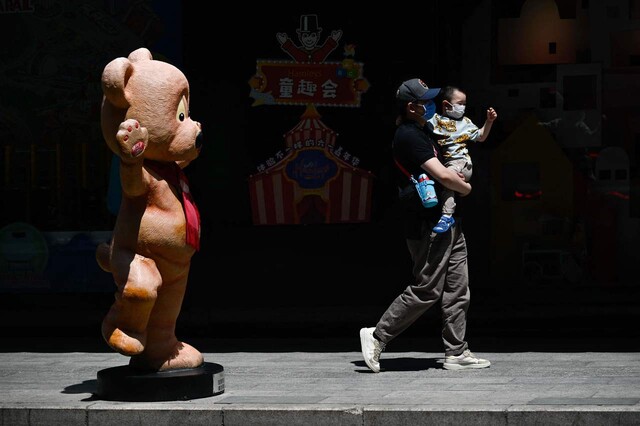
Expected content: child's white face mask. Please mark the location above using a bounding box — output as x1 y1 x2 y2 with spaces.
446 103 465 119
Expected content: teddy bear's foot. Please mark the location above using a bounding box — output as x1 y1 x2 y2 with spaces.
103 325 147 356
129 341 204 372
159 342 204 371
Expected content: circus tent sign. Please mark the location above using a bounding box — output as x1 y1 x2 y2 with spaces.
249 105 373 225
247 14 373 225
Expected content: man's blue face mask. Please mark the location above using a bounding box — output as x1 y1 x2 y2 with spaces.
422 100 435 120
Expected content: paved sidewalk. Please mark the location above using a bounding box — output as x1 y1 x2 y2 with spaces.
1 342 639 425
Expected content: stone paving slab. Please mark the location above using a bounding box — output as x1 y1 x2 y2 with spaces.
1 349 640 425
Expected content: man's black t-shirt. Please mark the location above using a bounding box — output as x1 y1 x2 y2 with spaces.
392 120 463 239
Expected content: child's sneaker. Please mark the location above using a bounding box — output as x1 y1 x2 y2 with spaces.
443 349 491 370
433 215 455 233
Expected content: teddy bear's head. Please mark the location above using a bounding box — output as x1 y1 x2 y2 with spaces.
100 47 202 162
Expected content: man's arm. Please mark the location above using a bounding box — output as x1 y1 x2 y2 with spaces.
422 157 471 196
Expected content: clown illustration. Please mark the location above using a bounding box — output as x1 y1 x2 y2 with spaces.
276 14 342 63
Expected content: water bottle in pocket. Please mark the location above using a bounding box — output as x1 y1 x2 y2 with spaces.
412 174 438 208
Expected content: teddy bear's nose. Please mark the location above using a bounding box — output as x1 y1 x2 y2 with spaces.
195 131 203 150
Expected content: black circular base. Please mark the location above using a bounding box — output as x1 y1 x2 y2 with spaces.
96 362 224 401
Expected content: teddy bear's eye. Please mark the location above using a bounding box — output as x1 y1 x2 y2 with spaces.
177 98 187 122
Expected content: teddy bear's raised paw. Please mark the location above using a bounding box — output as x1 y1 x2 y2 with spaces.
116 119 148 161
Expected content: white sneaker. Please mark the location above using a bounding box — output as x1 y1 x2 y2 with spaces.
360 327 385 373
443 349 491 370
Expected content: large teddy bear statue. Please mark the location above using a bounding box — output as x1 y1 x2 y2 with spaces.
96 47 204 372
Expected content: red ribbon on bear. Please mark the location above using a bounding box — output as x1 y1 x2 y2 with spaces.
145 160 201 251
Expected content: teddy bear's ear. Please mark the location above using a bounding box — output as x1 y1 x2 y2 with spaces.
101 57 133 110
128 47 153 62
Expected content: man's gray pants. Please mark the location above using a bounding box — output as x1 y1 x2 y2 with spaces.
375 221 470 356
